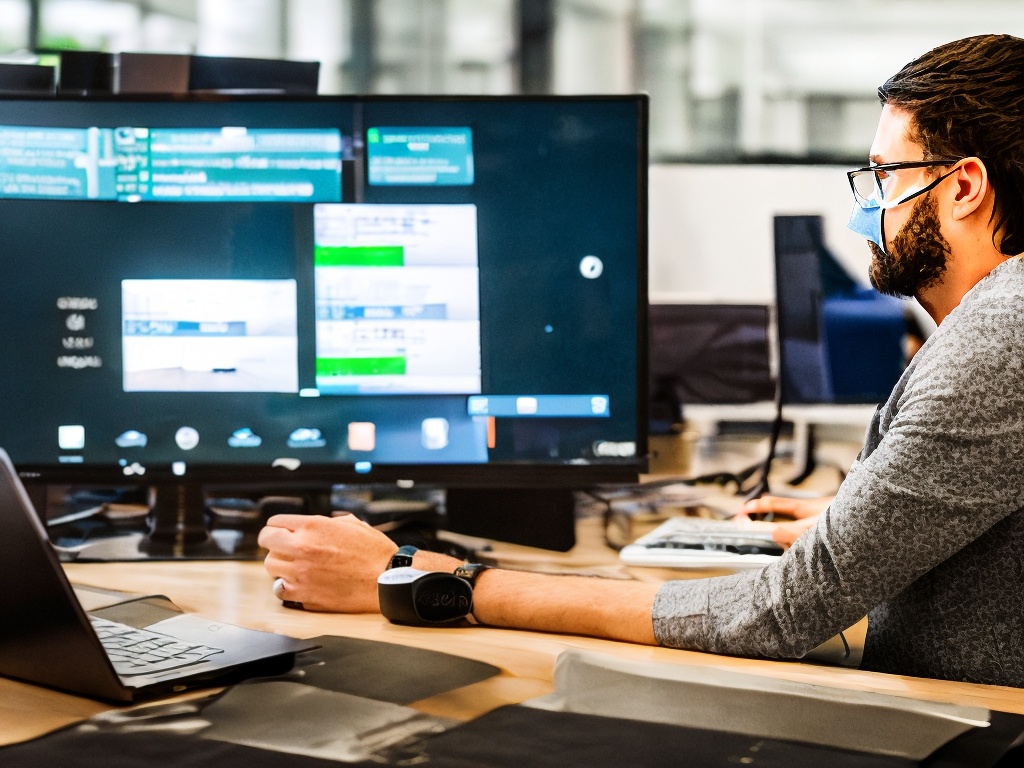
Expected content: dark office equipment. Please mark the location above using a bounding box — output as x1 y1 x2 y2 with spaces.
0 94 648 555
0 62 56 95
115 52 191 94
55 51 318 95
774 215 905 406
648 303 774 432
188 54 320 94
53 50 117 94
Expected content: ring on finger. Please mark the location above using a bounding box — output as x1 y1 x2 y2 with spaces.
272 577 287 599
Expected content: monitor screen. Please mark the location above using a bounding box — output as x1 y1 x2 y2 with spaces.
773 215 906 406
0 94 648 552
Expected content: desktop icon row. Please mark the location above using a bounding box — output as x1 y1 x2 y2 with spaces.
58 418 453 454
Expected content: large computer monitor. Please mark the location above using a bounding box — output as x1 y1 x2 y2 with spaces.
0 94 648 555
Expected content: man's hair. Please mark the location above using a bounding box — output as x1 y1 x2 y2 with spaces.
878 34 1024 255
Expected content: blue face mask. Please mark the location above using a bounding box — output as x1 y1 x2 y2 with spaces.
847 200 887 255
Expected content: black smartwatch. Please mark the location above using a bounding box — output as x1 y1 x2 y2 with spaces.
378 567 473 625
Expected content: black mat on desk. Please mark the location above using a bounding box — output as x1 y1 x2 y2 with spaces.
4 702 1022 768
0 710 910 768
409 706 1024 768
404 705 917 768
0 730 370 768
293 635 500 703
926 711 1024 768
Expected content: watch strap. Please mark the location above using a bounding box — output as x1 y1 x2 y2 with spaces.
453 562 491 588
389 544 418 570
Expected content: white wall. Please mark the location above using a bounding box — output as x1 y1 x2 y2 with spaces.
648 163 871 303
647 162 938 333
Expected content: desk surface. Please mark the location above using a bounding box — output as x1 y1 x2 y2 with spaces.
4 517 1024 747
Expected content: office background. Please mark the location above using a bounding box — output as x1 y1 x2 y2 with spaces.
4 9 1024 751
3 0 1023 316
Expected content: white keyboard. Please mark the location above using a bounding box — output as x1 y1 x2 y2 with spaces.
618 516 783 570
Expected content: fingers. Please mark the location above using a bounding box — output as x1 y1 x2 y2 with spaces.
741 495 832 520
742 496 801 517
258 512 388 615
268 575 307 610
258 512 337 551
263 548 293 571
771 517 818 548
263 513 316 530
264 550 313 605
772 522 800 547
257 522 296 554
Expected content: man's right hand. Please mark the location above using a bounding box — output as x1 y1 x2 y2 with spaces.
258 513 399 613
736 495 833 549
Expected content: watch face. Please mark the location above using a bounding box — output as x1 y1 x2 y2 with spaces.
413 575 473 622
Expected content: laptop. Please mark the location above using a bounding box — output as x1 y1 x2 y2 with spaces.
0 448 316 703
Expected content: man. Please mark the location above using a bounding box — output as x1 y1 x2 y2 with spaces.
259 34 1024 687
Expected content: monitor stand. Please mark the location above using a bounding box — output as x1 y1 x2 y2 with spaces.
442 487 577 552
68 481 264 562
58 483 578 559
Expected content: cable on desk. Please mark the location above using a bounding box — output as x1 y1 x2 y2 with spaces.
582 479 707 552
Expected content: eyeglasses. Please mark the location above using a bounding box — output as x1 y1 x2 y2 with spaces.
847 159 963 210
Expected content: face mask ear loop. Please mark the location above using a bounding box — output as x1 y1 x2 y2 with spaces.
878 207 889 257
875 163 960 254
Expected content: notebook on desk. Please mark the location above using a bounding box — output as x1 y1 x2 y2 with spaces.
0 448 316 703
619 516 783 570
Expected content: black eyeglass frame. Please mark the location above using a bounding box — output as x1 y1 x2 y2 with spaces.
847 158 963 209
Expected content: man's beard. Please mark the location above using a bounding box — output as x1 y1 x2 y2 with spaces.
869 192 951 298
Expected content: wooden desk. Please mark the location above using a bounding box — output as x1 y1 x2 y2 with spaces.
4 519 1024 748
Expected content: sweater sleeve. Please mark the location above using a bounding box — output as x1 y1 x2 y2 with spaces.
653 278 1024 657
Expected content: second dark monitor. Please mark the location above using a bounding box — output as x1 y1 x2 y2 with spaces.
648 303 775 430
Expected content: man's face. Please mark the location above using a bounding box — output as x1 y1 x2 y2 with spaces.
865 105 953 298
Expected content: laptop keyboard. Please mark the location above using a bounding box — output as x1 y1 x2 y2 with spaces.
90 616 226 677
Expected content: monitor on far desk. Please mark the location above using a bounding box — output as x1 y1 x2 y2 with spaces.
648 302 775 434
774 214 907 408
646 302 774 481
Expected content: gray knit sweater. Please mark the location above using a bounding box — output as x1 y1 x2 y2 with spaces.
653 256 1024 687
